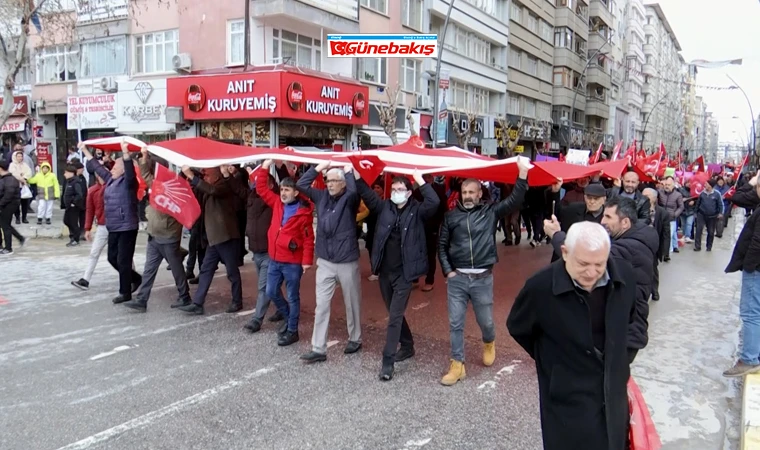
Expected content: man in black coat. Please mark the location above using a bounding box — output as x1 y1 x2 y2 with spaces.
545 196 658 359
508 221 637 450
724 175 760 377
437 157 530 386
0 160 25 254
352 167 439 381
412 174 448 291
643 188 670 301
549 181 607 262
607 170 651 224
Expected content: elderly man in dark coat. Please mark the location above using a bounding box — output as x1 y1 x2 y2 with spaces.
643 188 670 301
508 221 637 450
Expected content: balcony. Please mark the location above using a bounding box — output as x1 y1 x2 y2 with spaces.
586 95 609 119
643 43 656 56
251 0 359 33
628 90 642 108
554 47 586 75
555 7 590 40
641 82 651 94
642 63 655 75
627 18 644 40
642 99 653 114
432 0 508 43
631 0 646 18
588 32 608 52
589 3 613 29
553 85 586 110
644 23 656 36
77 0 128 23
587 66 611 90
627 43 644 62
422 57 507 93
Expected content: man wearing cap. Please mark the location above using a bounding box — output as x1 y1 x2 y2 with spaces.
549 180 608 262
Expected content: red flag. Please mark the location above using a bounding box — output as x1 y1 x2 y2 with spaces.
149 164 201 229
610 141 624 161
628 377 662 450
348 154 387 184
690 172 710 198
135 169 148 201
691 155 705 173
589 142 604 165
725 154 749 198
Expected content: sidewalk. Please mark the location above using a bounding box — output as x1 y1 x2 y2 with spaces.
13 206 66 239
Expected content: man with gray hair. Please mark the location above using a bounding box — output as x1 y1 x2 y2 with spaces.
642 187 671 301
508 221 638 450
297 160 362 363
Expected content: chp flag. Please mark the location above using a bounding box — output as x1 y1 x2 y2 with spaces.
150 164 201 229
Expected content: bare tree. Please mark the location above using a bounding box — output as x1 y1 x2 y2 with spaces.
496 114 524 157
406 108 417 137
584 128 603 150
374 82 401 145
452 107 477 149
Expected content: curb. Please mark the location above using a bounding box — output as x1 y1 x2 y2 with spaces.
742 373 760 449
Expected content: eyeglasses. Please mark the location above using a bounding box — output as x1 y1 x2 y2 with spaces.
391 188 408 194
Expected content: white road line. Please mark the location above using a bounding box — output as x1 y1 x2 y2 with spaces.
477 380 497 390
411 302 429 311
326 340 339 348
497 363 519 376
236 310 255 316
89 345 136 361
56 366 277 450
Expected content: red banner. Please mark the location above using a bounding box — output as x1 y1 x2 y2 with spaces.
35 141 52 166
628 377 662 450
348 154 386 183
690 171 710 198
149 164 201 229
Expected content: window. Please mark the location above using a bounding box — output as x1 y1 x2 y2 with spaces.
537 101 551 121
574 36 586 55
527 56 537 76
227 20 245 65
80 37 127 78
451 81 469 109
554 27 572 48
401 59 421 93
359 58 387 84
508 46 521 69
36 45 78 83
510 1 522 23
539 61 552 82
527 14 538 33
472 87 489 114
447 25 491 65
508 94 520 115
273 29 321 70
539 20 553 42
553 67 572 88
524 98 536 118
135 30 178 74
401 0 423 30
361 0 387 14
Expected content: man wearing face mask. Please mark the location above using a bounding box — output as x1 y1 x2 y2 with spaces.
549 180 607 262
544 196 658 362
437 157 530 386
351 167 439 380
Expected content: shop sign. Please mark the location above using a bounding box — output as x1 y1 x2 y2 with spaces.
0 95 29 116
67 94 117 130
166 72 369 126
0 117 25 133
116 80 172 133
36 141 53 166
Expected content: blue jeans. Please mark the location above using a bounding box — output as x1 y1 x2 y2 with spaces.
252 252 272 321
670 220 679 251
447 272 495 363
682 214 695 239
266 260 303 333
740 271 760 365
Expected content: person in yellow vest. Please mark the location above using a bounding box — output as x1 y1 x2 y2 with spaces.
27 161 60 225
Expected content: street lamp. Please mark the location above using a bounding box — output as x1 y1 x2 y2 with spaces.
568 35 613 148
727 74 756 158
641 94 671 151
732 115 752 151
430 0 456 149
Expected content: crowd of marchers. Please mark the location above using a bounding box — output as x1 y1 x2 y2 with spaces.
3 141 760 450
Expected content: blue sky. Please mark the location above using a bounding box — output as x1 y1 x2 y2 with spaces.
656 0 760 145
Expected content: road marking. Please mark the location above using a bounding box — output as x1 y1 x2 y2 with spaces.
478 360 521 391
477 381 497 390
89 345 136 361
0 295 9 305
236 310 255 316
56 366 277 450
401 437 432 449
411 302 429 311
327 340 339 348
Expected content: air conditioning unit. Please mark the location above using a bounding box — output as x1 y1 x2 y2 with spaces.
172 53 192 73
34 99 45 110
415 94 432 110
100 77 117 92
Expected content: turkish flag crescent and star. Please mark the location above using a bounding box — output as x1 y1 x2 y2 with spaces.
690 172 711 199
348 154 387 183
149 164 201 229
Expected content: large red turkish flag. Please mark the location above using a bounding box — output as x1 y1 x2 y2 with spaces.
690 172 710 198
348 154 387 184
149 164 201 229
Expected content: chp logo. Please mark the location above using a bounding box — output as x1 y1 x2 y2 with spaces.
327 34 438 58
286 81 304 111
352 92 366 119
152 178 191 215
186 84 207 112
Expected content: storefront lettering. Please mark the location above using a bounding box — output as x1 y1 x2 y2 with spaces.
122 105 165 122
208 96 277 114
304 85 353 119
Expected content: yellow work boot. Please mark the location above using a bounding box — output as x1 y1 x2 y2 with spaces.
483 341 496 367
440 359 466 386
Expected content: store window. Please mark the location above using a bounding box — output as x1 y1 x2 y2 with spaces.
200 121 272 147
359 57 387 85
36 45 78 83
80 37 128 79
135 30 179 74
273 29 321 70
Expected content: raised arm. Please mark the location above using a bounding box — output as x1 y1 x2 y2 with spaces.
137 147 154 188
493 158 531 218
413 170 441 220
80 143 112 183
437 214 454 276
347 167 383 213
183 164 232 197
731 176 760 209
254 160 280 208
296 162 330 203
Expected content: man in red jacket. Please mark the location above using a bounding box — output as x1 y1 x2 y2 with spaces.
257 159 315 347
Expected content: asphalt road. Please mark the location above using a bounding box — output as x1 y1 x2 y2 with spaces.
0 218 746 450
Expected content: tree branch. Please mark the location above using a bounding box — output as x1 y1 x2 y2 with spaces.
373 83 401 145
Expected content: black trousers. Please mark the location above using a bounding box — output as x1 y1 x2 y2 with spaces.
424 230 438 285
64 207 81 242
186 225 205 274
504 210 520 244
108 229 142 297
695 213 717 250
78 208 86 237
529 211 545 242
521 210 532 236
193 238 242 306
651 260 660 300
378 270 414 365
0 207 24 250
14 199 30 221
236 209 247 264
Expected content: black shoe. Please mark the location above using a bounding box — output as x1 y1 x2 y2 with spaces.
178 303 204 315
36 219 42 225
66 240 79 247
19 238 26 247
276 320 288 337
706 248 712 252
515 236 521 245
673 248 679 253
22 219 29 224
652 294 660 301
131 281 141 293
226 303 243 313
71 278 90 291
395 347 416 362
344 341 362 354
504 241 513 246
0 249 13 255
124 300 147 312
664 256 671 262
268 311 284 322
45 219 51 225
278 331 299 346
300 351 327 364
244 319 262 333
112 294 130 304
185 271 195 280
379 364 394 381
170 298 191 309
694 247 701 252
15 218 20 225
188 277 199 285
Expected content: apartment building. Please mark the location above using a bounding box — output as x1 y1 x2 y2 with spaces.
584 0 613 145
623 0 646 144
506 0 554 151
605 0 627 144
641 2 683 152
706 113 719 161
681 63 698 153
551 0 589 150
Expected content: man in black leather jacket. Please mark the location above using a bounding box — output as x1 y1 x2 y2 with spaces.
607 170 650 224
437 157 530 386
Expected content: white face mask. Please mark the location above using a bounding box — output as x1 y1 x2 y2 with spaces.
391 191 408 205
